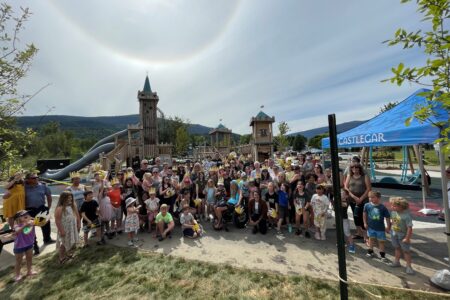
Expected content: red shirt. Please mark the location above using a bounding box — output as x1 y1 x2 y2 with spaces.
108 189 121 208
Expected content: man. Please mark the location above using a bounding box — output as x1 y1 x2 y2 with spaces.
153 157 163 173
156 204 175 241
25 173 54 255
134 159 150 202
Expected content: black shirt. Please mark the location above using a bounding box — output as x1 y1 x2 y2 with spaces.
266 191 279 209
80 200 99 224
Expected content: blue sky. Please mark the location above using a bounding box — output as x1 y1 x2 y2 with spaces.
15 0 426 134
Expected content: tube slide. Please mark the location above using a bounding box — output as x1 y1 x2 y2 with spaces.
41 143 115 181
87 129 128 153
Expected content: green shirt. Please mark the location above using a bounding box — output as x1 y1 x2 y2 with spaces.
155 212 173 224
390 210 413 235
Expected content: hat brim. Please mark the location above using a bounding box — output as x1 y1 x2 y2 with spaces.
126 199 137 207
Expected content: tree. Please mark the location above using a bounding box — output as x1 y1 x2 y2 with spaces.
239 134 251 145
0 4 38 177
175 126 190 156
292 134 307 152
378 101 399 115
276 121 290 151
308 133 328 149
385 0 450 151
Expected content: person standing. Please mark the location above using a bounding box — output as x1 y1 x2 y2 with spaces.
24 173 55 255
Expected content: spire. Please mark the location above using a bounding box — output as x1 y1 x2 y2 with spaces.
143 75 152 94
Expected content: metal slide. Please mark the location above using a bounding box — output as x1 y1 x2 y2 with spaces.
41 142 115 181
87 129 128 153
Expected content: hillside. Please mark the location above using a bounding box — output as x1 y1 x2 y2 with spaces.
16 114 215 139
289 120 366 139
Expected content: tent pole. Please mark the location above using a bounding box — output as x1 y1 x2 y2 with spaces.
407 146 415 174
418 144 439 215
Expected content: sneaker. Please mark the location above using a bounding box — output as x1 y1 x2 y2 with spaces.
405 266 415 275
43 239 56 245
305 231 311 238
348 244 356 254
288 224 292 233
209 214 214 223
321 236 326 241
133 237 139 243
314 232 321 240
366 252 376 258
389 261 401 268
252 226 258 234
33 247 40 256
127 240 134 246
295 229 302 236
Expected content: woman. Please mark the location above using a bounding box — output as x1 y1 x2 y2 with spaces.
314 164 326 184
344 163 371 242
214 180 239 229
66 173 86 211
159 176 175 213
248 189 268 234
2 172 25 228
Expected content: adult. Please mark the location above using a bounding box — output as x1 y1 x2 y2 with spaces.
153 157 163 173
66 173 86 211
250 161 261 179
314 164 326 184
248 189 268 234
2 172 25 228
344 162 371 241
302 156 314 175
24 173 55 255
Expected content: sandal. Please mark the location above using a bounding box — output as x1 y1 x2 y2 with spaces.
14 275 23 282
27 270 38 276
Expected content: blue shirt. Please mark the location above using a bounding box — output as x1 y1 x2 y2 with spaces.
364 202 390 231
227 192 240 205
25 183 51 208
278 191 288 207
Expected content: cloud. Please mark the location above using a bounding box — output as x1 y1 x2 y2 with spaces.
12 0 427 136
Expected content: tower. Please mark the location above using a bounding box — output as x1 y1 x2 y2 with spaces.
138 75 159 157
250 111 275 161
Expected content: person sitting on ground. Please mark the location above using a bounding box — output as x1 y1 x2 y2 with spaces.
389 197 415 275
248 189 268 235
54 191 80 264
180 204 202 238
155 204 175 241
80 191 101 247
363 190 391 261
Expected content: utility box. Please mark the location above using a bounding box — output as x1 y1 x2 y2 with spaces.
37 159 71 174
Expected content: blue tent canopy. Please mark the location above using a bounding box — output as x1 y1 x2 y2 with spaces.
322 89 448 149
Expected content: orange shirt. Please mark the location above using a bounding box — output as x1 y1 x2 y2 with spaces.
108 189 121 208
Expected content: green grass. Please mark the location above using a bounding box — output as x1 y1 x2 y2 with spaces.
390 149 449 166
0 245 446 299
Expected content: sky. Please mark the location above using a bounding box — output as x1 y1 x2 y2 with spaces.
13 0 427 135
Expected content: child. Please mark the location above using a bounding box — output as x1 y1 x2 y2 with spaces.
341 190 355 253
265 182 279 229
389 197 414 274
204 179 216 222
145 188 160 234
155 204 175 241
293 182 311 238
180 204 202 238
108 179 123 234
124 197 140 246
276 183 291 234
54 191 80 264
80 191 101 247
363 191 390 261
98 187 113 241
311 185 330 240
13 210 37 282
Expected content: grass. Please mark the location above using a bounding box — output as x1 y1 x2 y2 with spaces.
0 245 446 300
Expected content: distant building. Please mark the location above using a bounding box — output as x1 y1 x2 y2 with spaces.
250 111 275 161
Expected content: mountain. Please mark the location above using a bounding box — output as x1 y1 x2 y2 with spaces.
289 120 366 139
16 114 214 139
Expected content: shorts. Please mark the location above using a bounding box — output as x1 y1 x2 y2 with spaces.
111 207 122 221
367 228 386 241
217 201 227 208
278 206 288 220
342 218 350 237
391 233 411 251
14 244 33 254
183 228 195 237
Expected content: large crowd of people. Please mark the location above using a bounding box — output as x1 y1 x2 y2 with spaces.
2 151 432 282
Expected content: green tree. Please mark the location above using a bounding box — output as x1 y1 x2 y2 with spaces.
384 0 450 151
0 4 38 177
239 134 251 145
308 133 328 149
175 126 190 156
276 121 290 151
292 134 307 151
379 101 399 115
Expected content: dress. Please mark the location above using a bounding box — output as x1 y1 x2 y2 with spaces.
124 212 140 233
56 206 79 250
3 183 25 218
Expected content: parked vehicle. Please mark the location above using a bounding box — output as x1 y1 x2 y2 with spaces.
338 152 357 161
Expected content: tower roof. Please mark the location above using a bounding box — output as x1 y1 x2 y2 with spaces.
143 75 152 94
250 111 275 126
217 123 227 129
